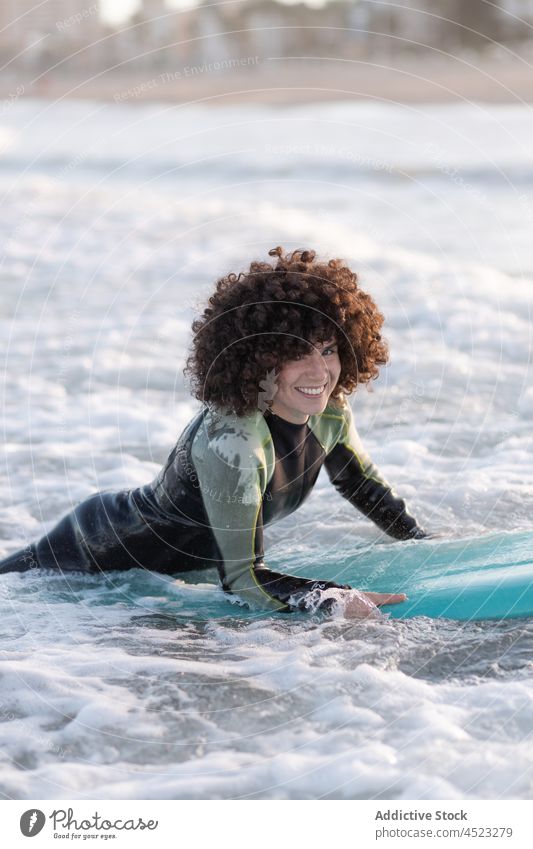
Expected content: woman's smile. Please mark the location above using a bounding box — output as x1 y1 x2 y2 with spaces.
295 382 328 396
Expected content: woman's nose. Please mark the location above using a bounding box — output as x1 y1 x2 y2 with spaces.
303 351 328 379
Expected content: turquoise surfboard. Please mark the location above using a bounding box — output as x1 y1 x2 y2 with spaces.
274 531 533 621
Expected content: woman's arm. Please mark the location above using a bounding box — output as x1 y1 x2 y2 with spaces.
191 424 350 613
323 401 426 540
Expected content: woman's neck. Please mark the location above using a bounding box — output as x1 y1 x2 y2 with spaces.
266 408 309 427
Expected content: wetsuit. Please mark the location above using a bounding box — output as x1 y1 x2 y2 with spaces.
0 399 425 611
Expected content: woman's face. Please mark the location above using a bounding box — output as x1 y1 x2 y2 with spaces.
269 337 342 424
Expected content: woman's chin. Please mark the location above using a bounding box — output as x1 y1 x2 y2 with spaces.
292 395 329 415
271 387 332 422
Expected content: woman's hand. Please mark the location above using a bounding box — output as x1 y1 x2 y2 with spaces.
341 589 407 619
362 591 407 607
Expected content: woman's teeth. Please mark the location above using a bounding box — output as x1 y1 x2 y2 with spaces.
296 384 326 396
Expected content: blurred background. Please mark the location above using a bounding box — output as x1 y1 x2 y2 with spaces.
1 0 533 103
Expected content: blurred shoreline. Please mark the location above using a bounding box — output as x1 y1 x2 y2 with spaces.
3 56 533 106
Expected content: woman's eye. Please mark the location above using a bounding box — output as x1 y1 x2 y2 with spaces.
322 346 338 356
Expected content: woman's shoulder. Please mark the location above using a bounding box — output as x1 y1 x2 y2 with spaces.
191 405 273 463
309 394 352 452
321 393 350 419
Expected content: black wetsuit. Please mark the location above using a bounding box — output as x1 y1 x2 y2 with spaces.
0 399 425 611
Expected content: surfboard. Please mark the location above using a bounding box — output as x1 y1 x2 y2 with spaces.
274 531 533 621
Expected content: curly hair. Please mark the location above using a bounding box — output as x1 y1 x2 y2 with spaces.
185 247 389 417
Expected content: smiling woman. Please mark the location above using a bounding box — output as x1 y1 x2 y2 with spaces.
0 247 427 617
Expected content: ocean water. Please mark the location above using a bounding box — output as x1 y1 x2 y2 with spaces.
0 99 533 800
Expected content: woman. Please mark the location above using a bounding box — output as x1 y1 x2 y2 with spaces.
0 247 426 616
